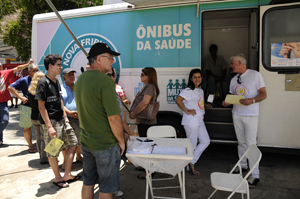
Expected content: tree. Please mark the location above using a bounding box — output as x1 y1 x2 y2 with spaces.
0 0 103 61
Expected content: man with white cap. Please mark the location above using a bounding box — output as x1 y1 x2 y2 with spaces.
74 43 124 199
61 68 83 164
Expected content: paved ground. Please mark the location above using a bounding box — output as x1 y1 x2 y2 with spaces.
1 102 300 199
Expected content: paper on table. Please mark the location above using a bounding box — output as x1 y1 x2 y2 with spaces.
152 146 186 155
44 137 64 156
225 94 245 105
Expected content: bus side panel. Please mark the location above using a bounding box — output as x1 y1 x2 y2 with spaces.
258 4 300 148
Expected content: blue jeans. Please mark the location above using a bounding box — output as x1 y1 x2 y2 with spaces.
81 144 121 193
0 102 9 142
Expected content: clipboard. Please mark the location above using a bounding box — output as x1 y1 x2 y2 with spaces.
44 137 64 156
225 94 245 105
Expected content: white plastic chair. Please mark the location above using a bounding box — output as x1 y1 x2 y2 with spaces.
147 125 177 138
145 125 186 199
208 145 262 199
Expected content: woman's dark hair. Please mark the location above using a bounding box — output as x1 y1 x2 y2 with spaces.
142 67 160 96
187 68 202 90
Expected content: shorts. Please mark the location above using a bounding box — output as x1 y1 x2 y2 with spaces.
81 144 121 193
42 120 78 158
68 117 81 141
19 105 32 128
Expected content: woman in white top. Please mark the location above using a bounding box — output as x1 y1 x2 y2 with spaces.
175 68 211 175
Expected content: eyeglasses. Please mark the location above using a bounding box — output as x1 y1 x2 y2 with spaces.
54 63 62 67
141 73 147 77
101 55 116 61
237 75 241 84
107 73 113 77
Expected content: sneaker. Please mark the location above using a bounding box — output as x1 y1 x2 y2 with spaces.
248 176 260 187
113 191 123 197
232 166 247 174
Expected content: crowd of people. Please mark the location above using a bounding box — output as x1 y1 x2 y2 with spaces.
0 42 267 198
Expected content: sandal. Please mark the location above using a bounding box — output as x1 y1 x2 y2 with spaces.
188 163 201 176
66 175 81 183
28 148 36 153
53 181 69 188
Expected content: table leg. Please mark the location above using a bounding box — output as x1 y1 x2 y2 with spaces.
145 170 154 199
183 168 186 199
178 171 183 198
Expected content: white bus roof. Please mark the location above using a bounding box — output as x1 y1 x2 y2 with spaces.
33 3 133 22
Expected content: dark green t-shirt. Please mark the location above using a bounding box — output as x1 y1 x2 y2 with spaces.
74 70 121 151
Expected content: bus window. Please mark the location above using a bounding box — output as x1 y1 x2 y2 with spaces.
262 5 300 73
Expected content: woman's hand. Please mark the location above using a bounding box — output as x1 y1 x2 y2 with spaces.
129 112 136 119
186 109 196 116
205 103 213 108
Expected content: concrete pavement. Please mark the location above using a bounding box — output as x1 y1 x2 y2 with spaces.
1 102 300 199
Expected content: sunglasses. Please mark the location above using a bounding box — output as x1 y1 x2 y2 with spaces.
141 73 147 77
237 75 241 84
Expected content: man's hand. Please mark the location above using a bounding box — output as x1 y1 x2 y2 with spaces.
239 98 252 106
222 101 231 107
118 141 125 156
28 58 34 64
21 97 28 104
124 132 131 142
69 111 78 119
48 127 57 137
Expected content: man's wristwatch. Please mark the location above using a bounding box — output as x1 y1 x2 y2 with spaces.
131 112 136 117
252 98 255 104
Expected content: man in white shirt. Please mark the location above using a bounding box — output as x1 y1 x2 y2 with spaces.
222 53 267 187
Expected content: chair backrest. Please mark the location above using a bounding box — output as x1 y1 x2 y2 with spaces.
147 125 177 138
244 145 262 169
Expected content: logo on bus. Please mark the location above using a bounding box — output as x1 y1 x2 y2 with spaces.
167 79 187 104
61 33 122 82
134 82 145 96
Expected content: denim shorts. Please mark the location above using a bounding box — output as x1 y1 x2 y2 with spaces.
81 144 121 193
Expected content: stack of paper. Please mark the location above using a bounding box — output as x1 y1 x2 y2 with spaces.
152 146 186 155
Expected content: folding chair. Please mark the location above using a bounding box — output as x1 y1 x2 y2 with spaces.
145 125 186 199
208 145 262 199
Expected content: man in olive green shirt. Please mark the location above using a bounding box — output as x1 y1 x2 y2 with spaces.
74 43 124 199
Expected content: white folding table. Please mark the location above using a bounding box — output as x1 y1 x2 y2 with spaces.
126 137 193 199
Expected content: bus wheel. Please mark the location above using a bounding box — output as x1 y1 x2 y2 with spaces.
157 115 186 138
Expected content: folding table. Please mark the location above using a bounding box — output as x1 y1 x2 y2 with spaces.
126 137 193 199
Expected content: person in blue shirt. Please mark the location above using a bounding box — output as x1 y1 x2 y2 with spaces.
61 68 83 163
8 63 39 153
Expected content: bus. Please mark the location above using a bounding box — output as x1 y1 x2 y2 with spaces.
31 0 300 148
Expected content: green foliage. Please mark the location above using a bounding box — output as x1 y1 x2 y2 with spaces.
0 0 103 61
0 0 19 19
